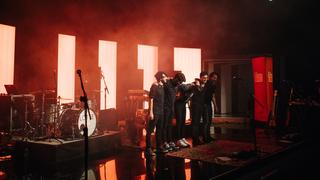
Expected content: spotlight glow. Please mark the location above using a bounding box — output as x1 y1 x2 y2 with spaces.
0 24 15 94
174 47 201 120
174 47 201 83
99 159 117 180
57 34 75 104
98 40 117 109
138 44 158 91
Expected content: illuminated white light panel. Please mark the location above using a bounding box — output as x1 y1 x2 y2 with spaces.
98 40 117 110
174 47 201 83
57 34 75 104
174 47 201 120
137 44 158 91
0 24 15 94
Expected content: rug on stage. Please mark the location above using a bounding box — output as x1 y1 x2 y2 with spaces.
167 131 298 167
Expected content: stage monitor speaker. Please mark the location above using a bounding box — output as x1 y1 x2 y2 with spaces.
99 108 118 131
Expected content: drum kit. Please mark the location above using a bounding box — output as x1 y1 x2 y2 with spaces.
23 89 98 140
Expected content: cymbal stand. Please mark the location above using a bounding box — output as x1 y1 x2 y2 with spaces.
47 96 62 143
23 97 35 140
39 91 46 137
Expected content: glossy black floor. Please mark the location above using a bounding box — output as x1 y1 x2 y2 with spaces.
0 120 318 180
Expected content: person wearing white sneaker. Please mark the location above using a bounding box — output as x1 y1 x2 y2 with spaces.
177 139 189 148
181 138 191 147
175 82 193 148
163 72 186 151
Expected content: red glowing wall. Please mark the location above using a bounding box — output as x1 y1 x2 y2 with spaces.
252 56 273 122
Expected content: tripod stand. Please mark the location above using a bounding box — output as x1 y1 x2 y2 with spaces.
22 96 36 140
35 90 62 143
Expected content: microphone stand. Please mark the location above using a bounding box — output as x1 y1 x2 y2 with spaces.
100 68 109 110
77 70 91 180
231 77 259 159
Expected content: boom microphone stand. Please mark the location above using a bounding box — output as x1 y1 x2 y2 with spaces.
77 69 91 180
100 67 109 110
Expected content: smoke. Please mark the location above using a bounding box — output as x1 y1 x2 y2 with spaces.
1 0 313 108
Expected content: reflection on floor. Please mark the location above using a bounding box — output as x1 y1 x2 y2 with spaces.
0 117 318 179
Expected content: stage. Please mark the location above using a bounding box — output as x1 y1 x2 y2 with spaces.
12 131 121 164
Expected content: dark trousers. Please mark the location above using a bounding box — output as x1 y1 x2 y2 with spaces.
205 104 213 141
163 108 174 143
175 102 186 140
191 104 208 145
146 114 164 149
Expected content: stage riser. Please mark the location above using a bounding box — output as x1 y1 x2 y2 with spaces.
14 132 121 164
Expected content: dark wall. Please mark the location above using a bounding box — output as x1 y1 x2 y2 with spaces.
0 0 319 111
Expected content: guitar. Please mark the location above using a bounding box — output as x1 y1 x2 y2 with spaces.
268 90 278 127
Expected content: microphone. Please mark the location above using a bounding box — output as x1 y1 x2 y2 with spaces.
77 69 81 75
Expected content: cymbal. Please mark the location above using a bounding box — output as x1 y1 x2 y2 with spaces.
46 97 72 100
30 89 56 94
57 97 72 100
87 90 102 93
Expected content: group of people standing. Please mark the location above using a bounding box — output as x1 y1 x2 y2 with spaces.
145 70 219 155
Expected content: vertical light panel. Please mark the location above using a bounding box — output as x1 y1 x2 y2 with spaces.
174 47 201 83
0 24 15 93
138 44 158 91
57 34 75 104
174 47 201 120
98 40 117 110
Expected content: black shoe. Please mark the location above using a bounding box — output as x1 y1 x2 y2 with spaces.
156 147 169 154
204 137 215 143
163 142 173 152
169 141 180 151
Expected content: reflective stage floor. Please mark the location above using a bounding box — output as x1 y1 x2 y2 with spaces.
0 118 318 180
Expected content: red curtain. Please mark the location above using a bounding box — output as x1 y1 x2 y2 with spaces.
252 57 273 122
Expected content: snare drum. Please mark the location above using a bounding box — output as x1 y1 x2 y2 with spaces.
59 108 97 138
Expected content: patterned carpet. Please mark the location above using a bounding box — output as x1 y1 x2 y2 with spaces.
167 130 299 167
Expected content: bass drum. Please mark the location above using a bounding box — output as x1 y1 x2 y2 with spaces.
59 108 97 138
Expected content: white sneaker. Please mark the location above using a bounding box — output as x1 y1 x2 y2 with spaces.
181 138 191 147
177 139 188 148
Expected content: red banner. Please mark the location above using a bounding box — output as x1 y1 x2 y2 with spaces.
252 57 273 122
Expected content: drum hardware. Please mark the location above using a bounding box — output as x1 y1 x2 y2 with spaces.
23 97 36 140
28 89 56 138
9 94 36 139
46 97 72 101
33 94 63 143
59 109 97 139
39 90 46 137
29 89 55 94
44 96 63 143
